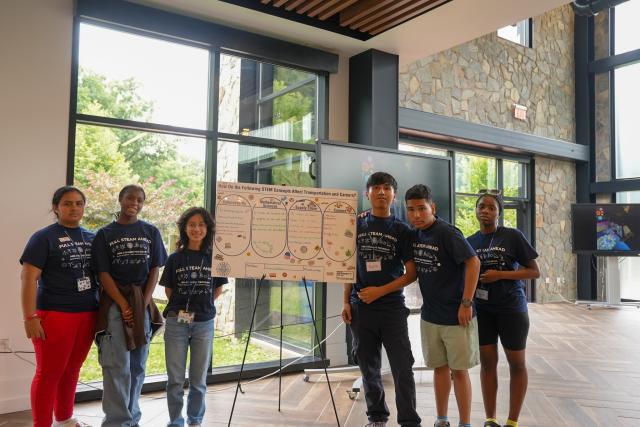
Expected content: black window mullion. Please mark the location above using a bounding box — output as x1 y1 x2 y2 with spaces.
206 49 221 214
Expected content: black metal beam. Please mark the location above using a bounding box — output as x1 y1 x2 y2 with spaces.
76 0 339 74
589 47 640 73
399 108 588 161
590 179 640 193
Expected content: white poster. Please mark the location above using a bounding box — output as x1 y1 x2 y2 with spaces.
212 181 357 283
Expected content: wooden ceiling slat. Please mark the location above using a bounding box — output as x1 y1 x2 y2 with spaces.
348 0 415 30
296 0 325 14
307 0 343 18
340 0 396 27
318 0 359 21
284 0 307 11
368 0 447 35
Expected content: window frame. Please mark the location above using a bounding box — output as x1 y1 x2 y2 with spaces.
497 18 533 48
69 2 331 397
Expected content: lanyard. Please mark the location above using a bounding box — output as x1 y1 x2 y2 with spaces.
184 255 206 312
62 226 88 277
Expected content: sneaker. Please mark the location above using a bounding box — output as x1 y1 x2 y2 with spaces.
187 424 202 427
483 422 500 427
434 421 450 427
53 418 92 427
365 422 387 427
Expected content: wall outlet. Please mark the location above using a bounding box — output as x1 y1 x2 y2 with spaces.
0 338 10 353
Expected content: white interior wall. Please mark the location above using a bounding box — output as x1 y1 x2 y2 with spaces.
0 0 75 413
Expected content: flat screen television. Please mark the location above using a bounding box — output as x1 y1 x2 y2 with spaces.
572 203 640 255
318 140 452 223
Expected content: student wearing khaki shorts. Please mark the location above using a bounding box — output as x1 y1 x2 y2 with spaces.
404 184 480 427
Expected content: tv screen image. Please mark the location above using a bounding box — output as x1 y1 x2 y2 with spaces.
572 203 640 255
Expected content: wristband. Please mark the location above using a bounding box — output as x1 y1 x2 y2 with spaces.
24 313 40 321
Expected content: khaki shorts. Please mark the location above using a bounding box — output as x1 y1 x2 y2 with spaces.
420 317 479 370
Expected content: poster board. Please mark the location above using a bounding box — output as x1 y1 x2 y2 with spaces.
212 181 357 283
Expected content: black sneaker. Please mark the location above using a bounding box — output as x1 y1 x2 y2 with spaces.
434 421 450 427
483 422 501 427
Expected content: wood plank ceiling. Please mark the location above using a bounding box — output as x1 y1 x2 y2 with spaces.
247 0 453 38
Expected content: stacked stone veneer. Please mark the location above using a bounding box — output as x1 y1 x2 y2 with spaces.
535 157 577 301
594 10 611 182
399 5 577 301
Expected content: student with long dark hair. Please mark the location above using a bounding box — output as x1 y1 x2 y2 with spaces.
467 192 540 427
20 186 97 427
92 184 167 427
160 207 227 427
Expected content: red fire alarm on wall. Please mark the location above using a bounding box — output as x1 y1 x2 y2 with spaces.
514 104 527 121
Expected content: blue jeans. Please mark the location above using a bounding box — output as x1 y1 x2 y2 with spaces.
164 317 214 427
98 303 151 427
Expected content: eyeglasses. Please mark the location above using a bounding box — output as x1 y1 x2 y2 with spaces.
478 189 502 196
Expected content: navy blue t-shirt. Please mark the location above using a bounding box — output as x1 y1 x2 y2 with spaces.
413 218 477 325
159 249 228 322
467 226 538 314
352 213 413 308
20 223 98 312
92 220 167 285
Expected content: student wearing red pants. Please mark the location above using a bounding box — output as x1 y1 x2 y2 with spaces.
20 186 98 427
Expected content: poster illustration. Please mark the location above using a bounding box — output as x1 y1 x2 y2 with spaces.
212 181 357 283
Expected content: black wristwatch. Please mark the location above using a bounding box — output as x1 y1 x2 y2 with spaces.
461 298 473 308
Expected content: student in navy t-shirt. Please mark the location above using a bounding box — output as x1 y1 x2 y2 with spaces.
20 186 97 427
405 184 480 427
92 184 167 427
342 172 421 427
159 207 227 427
466 192 539 427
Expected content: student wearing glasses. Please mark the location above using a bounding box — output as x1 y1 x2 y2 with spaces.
466 190 540 427
160 207 227 427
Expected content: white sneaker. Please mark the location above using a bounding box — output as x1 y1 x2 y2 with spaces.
53 417 92 427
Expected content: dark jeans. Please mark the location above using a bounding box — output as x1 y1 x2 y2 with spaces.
350 303 421 427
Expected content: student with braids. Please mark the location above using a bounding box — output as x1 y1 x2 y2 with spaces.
92 184 167 427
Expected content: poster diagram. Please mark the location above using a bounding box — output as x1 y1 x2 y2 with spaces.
212 181 357 283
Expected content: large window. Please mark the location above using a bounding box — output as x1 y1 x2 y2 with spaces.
614 62 640 179
497 19 532 48
73 19 325 385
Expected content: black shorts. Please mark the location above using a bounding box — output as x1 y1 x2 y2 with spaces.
476 309 529 351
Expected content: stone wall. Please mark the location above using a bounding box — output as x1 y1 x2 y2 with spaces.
400 5 575 142
594 10 611 182
399 5 577 302
535 156 577 301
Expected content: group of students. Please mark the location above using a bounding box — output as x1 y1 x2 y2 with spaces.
20 184 226 427
345 172 539 427
20 172 538 427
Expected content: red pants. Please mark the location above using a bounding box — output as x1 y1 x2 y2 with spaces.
31 310 97 427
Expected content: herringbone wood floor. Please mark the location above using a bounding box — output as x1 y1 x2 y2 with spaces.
2 302 640 426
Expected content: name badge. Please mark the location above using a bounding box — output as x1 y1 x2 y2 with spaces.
77 277 92 292
366 260 382 272
475 288 489 300
177 310 195 324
